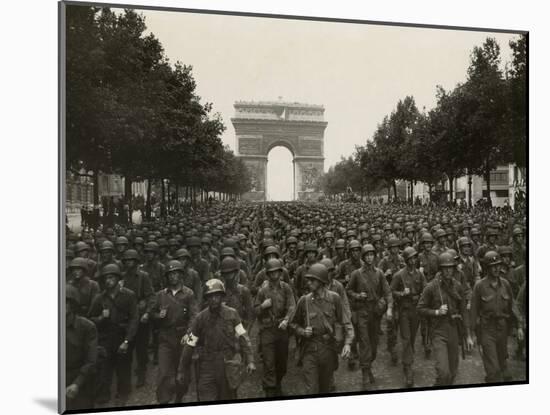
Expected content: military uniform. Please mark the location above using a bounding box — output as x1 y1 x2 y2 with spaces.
69 277 100 317
418 251 439 282
254 279 296 396
223 282 255 328
337 258 363 287
140 260 165 292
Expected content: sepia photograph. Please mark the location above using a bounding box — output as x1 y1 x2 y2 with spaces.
59 1 527 413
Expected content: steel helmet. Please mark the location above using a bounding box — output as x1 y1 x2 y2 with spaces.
486 228 499 237
100 263 122 277
297 241 305 252
470 227 481 236
434 229 447 239
335 239 346 249
348 240 361 250
174 248 191 260
204 278 226 296
446 249 459 260
165 260 185 274
361 244 376 257
220 257 240 273
457 237 472 248
324 232 334 240
74 241 90 253
420 233 434 243
512 227 524 237
220 247 236 258
484 251 502 267
305 263 329 285
68 257 89 271
134 236 145 246
186 236 201 247
144 241 159 253
371 234 382 243
122 249 139 261
320 258 335 271
438 252 456 268
388 237 401 248
498 245 513 257
99 240 115 252
402 247 418 261
304 243 318 254
265 258 284 273
115 236 129 246
286 236 298 245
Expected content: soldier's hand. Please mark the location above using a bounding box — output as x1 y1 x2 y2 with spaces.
246 362 256 374
466 335 475 352
102 308 110 319
419 266 424 275
140 313 149 324
66 384 79 399
118 341 129 354
517 328 524 341
278 319 288 330
341 344 351 359
385 269 392 277
386 309 393 320
261 298 272 309
304 326 313 337
159 308 167 319
438 304 448 316
359 292 368 299
403 287 410 296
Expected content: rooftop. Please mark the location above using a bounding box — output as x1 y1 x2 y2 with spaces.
234 100 324 110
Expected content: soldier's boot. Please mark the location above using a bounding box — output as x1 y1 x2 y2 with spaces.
136 370 146 388
276 380 284 396
424 346 432 359
390 349 398 366
361 369 370 389
367 368 375 384
404 365 414 388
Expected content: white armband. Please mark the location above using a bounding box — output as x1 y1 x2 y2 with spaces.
235 323 246 337
186 333 199 347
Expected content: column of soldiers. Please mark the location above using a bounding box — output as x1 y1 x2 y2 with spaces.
65 202 526 410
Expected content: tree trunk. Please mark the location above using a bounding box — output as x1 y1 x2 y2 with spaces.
167 180 171 215
485 165 492 207
146 178 152 220
175 183 179 213
92 170 99 205
468 172 473 208
161 179 166 218
428 183 433 202
448 176 454 203
124 175 133 224
410 180 414 204
392 180 397 200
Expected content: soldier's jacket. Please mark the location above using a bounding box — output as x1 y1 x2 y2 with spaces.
254 267 291 296
66 315 98 388
289 288 354 345
254 280 296 329
456 255 481 289
418 251 439 282
378 254 405 283
327 278 351 320
512 242 525 267
470 276 523 328
184 304 254 364
513 265 526 294
202 252 220 274
347 266 393 313
391 267 426 310
237 254 251 281
121 269 155 316
516 281 526 329
139 261 165 292
213 269 249 289
417 275 469 332
223 284 255 326
500 266 521 298
151 286 198 332
282 251 299 270
338 258 363 286
89 287 139 346
69 277 100 317
189 255 211 284
287 257 301 283
82 258 98 280
318 247 335 260
294 261 320 298
331 253 346 267
431 243 448 257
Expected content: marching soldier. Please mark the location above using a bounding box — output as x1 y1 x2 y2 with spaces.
331 238 347 267
470 251 524 382
347 244 393 387
289 263 354 394
432 229 448 256
67 257 100 316
254 258 296 397
151 260 198 403
456 237 481 289
187 236 211 284
178 279 256 401
140 242 165 292
173 248 203 304
417 252 474 386
73 241 98 280
338 239 363 287
511 227 525 267
219 257 255 327
391 247 426 387
295 243 322 298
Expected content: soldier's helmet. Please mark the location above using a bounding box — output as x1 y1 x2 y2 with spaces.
122 249 139 261
320 258 336 271
324 232 334 240
335 239 346 249
204 278 226 296
99 240 115 252
66 285 81 307
297 241 305 252
388 237 401 248
143 241 159 253
483 251 502 267
371 234 382 243
438 252 456 268
66 249 75 261
402 247 418 261
101 263 122 278
115 236 129 246
221 257 240 273
69 257 89 271
347 229 357 238
470 227 481 236
446 249 459 260
165 260 185 274
348 240 361 251
420 233 434 243
512 227 524 237
498 245 513 258
265 258 283 273
305 263 329 285
361 244 376 257
457 237 472 248
434 229 447 239
186 236 201 248
264 245 281 258
304 243 318 254
286 236 298 246
74 241 90 253
221 247 236 258
134 237 145 247
174 248 191 260
486 228 499 237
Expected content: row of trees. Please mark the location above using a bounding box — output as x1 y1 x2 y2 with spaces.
66 6 251 218
321 35 526 206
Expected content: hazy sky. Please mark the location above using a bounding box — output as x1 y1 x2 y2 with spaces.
135 8 518 200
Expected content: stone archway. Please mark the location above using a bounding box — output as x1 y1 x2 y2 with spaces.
231 100 327 201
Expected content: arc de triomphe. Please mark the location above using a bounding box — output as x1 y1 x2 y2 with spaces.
231 100 327 201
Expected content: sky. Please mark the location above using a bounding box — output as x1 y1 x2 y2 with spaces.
133 8 519 200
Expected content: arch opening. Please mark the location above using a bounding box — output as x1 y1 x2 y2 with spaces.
266 146 294 201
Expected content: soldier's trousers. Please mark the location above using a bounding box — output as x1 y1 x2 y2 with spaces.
129 323 150 377
96 346 132 402
399 308 420 366
197 353 236 401
420 317 433 352
156 329 186 404
386 315 398 352
259 327 289 392
432 324 459 386
479 319 510 382
301 340 338 394
356 311 380 369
